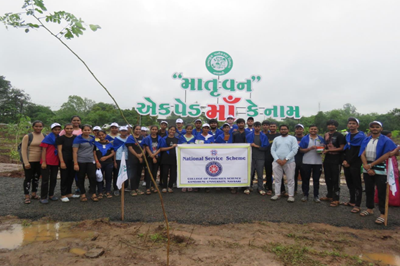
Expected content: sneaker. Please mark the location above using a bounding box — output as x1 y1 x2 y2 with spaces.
314 197 321 203
39 199 49 204
50 196 58 201
142 181 146 187
114 190 120 196
287 196 295 203
61 197 70 203
271 195 280 201
72 194 80 199
301 196 308 202
162 188 167 193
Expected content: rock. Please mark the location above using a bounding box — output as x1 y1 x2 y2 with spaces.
85 248 104 258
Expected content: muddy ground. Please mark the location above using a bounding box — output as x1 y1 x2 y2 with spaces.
0 216 399 266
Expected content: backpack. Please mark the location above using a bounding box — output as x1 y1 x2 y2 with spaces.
18 133 46 163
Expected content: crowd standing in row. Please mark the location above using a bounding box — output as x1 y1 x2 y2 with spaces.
20 115 400 225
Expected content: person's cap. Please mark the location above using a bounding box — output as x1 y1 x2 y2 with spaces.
295 124 304 129
161 121 168 125
50 123 61 129
348 117 359 125
195 119 202 123
126 124 133 128
369 121 382 127
247 117 254 121
119 126 128 131
176 119 183 123
110 122 119 127
145 128 149 131
93 126 101 131
141 127 147 131
202 123 210 128
222 123 230 128
226 115 235 119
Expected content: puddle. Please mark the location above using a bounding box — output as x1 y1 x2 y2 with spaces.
361 253 400 266
0 222 94 250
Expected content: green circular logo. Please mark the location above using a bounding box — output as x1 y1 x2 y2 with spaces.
205 51 233 76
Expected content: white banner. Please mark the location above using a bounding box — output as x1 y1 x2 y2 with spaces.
176 144 251 188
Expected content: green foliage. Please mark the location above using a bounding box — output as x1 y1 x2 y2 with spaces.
0 0 100 40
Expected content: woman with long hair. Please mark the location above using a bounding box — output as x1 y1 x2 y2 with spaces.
72 125 98 202
143 125 162 194
125 125 145 196
57 123 77 203
40 123 62 204
21 120 45 204
93 130 115 199
60 115 82 136
159 126 179 193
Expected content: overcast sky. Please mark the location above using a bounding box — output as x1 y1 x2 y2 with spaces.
1 0 399 120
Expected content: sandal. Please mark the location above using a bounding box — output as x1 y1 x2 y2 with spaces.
106 193 112 199
131 191 138 197
91 195 99 202
98 193 103 199
360 210 373 217
168 188 173 193
188 188 193 192
258 190 266 196
266 190 272 196
136 189 144 195
30 194 40 200
182 188 187 193
146 189 151 195
375 217 385 225
24 196 31 204
341 202 355 207
330 201 339 207
80 195 87 202
162 188 167 193
351 207 360 213
244 189 250 195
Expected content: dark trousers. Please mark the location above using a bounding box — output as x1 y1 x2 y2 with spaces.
77 162 96 194
251 159 264 191
97 162 113 194
364 173 387 214
294 162 303 193
128 163 142 190
343 163 362 207
146 157 159 189
162 164 177 189
323 162 341 201
60 160 75 196
112 164 118 191
41 165 58 199
23 162 41 195
302 164 322 197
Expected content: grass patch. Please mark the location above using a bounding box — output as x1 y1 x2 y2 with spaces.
266 242 371 266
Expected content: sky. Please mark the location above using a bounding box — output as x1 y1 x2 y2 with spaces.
1 0 399 121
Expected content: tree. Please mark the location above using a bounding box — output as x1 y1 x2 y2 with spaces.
0 76 31 123
25 103 55 126
55 95 95 124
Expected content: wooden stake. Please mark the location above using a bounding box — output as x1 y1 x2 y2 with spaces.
384 183 389 226
121 182 125 221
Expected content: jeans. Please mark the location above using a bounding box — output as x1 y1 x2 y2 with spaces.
23 162 41 195
251 158 265 191
301 164 322 198
41 165 59 199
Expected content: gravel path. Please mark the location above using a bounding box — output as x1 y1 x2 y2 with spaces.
1 176 399 229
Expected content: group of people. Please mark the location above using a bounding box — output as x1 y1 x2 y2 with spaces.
20 114 399 225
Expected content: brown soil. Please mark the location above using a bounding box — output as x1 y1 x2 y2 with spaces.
0 216 399 266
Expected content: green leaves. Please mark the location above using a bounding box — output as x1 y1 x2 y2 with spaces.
89 24 101 31
2 0 100 40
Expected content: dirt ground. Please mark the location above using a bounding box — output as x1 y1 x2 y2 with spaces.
0 216 399 266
